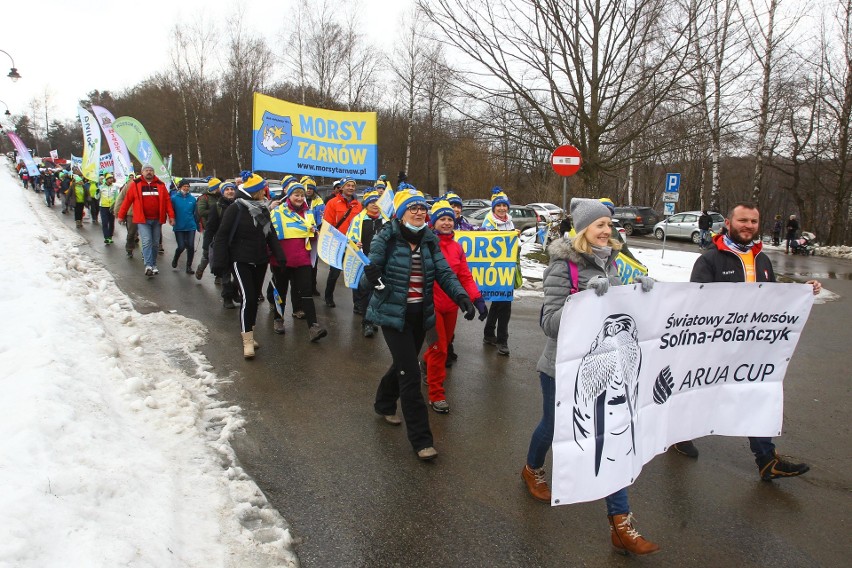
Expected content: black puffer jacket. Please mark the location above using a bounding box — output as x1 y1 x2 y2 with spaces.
211 199 284 273
691 235 775 283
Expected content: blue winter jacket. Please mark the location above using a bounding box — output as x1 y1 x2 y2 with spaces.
360 219 469 332
170 190 199 231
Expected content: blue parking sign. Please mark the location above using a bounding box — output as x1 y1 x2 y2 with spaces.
665 173 681 192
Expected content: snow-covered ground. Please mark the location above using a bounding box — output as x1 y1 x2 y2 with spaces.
0 159 298 568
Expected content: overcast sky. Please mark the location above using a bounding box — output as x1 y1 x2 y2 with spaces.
0 0 413 126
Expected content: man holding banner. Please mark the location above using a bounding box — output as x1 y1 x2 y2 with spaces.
322 177 362 307
672 202 821 480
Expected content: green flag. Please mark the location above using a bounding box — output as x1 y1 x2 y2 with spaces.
111 116 173 187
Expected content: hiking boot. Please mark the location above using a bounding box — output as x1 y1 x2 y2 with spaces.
223 298 238 309
293 310 305 319
672 441 699 458
185 266 194 274
381 413 402 425
241 331 255 359
521 465 551 502
144 266 153 277
757 451 810 481
363 323 375 338
417 447 438 461
483 335 498 346
430 400 450 414
171 254 179 268
309 323 328 342
75 220 83 228
195 262 207 280
214 276 222 285
324 297 336 308
273 318 286 335
608 513 660 556
498 344 510 356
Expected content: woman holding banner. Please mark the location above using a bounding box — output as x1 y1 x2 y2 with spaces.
360 186 476 461
481 187 515 356
347 189 387 337
523 198 659 556
269 183 327 342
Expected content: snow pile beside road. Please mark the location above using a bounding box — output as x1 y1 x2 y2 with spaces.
816 245 852 260
0 160 297 567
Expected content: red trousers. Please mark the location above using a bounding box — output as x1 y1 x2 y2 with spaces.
425 309 458 402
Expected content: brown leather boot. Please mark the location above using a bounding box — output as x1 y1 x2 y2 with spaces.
521 465 551 502
608 513 660 556
241 331 255 359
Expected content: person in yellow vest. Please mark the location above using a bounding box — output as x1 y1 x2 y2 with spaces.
301 176 325 296
347 189 388 337
269 183 328 342
69 174 89 228
98 173 120 244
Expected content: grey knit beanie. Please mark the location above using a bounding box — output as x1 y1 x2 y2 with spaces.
570 198 613 234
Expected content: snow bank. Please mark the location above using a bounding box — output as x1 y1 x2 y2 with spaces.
0 159 297 568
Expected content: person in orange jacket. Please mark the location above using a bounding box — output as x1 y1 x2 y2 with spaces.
321 177 362 307
117 163 175 277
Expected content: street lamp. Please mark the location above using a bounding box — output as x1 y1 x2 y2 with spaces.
0 49 21 82
0 99 10 117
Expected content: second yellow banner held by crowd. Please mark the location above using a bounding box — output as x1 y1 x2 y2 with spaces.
455 231 519 301
252 93 378 180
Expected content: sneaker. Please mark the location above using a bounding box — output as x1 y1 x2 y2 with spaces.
309 323 328 342
672 441 699 458
273 318 286 335
223 298 238 309
104 238 109 244
521 465 552 502
483 335 498 346
107 238 113 244
417 447 438 461
430 400 450 414
497 344 510 356
362 323 374 338
757 451 810 481
292 310 305 319
144 266 153 276
151 267 159 275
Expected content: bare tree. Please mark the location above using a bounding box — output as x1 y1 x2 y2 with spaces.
390 9 427 175
418 0 697 193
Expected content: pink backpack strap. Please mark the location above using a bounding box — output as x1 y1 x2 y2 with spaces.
568 260 579 295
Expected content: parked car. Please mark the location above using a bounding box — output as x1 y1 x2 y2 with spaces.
527 202 564 222
613 206 663 236
461 198 491 216
653 211 725 243
181 177 208 197
612 219 628 244
466 205 541 232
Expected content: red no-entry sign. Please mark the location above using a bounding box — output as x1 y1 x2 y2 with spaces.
551 145 582 177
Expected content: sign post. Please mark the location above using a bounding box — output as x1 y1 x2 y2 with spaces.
661 173 681 259
551 144 582 213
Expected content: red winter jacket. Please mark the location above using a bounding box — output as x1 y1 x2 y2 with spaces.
117 176 175 224
434 232 482 313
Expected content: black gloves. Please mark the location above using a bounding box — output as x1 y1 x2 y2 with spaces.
458 296 476 320
473 297 488 321
364 263 382 285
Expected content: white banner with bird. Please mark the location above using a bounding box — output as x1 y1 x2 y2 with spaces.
551 282 814 505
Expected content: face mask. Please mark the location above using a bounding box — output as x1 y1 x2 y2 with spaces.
404 221 426 232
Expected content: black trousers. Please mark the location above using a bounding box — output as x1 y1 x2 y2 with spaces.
233 262 268 333
271 264 317 326
484 300 512 344
376 305 432 452
74 203 86 221
324 266 342 301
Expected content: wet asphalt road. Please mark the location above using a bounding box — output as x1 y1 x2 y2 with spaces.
43 201 852 567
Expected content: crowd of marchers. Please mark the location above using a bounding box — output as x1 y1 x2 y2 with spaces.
14 163 823 557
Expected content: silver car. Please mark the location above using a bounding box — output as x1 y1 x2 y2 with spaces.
653 211 725 244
